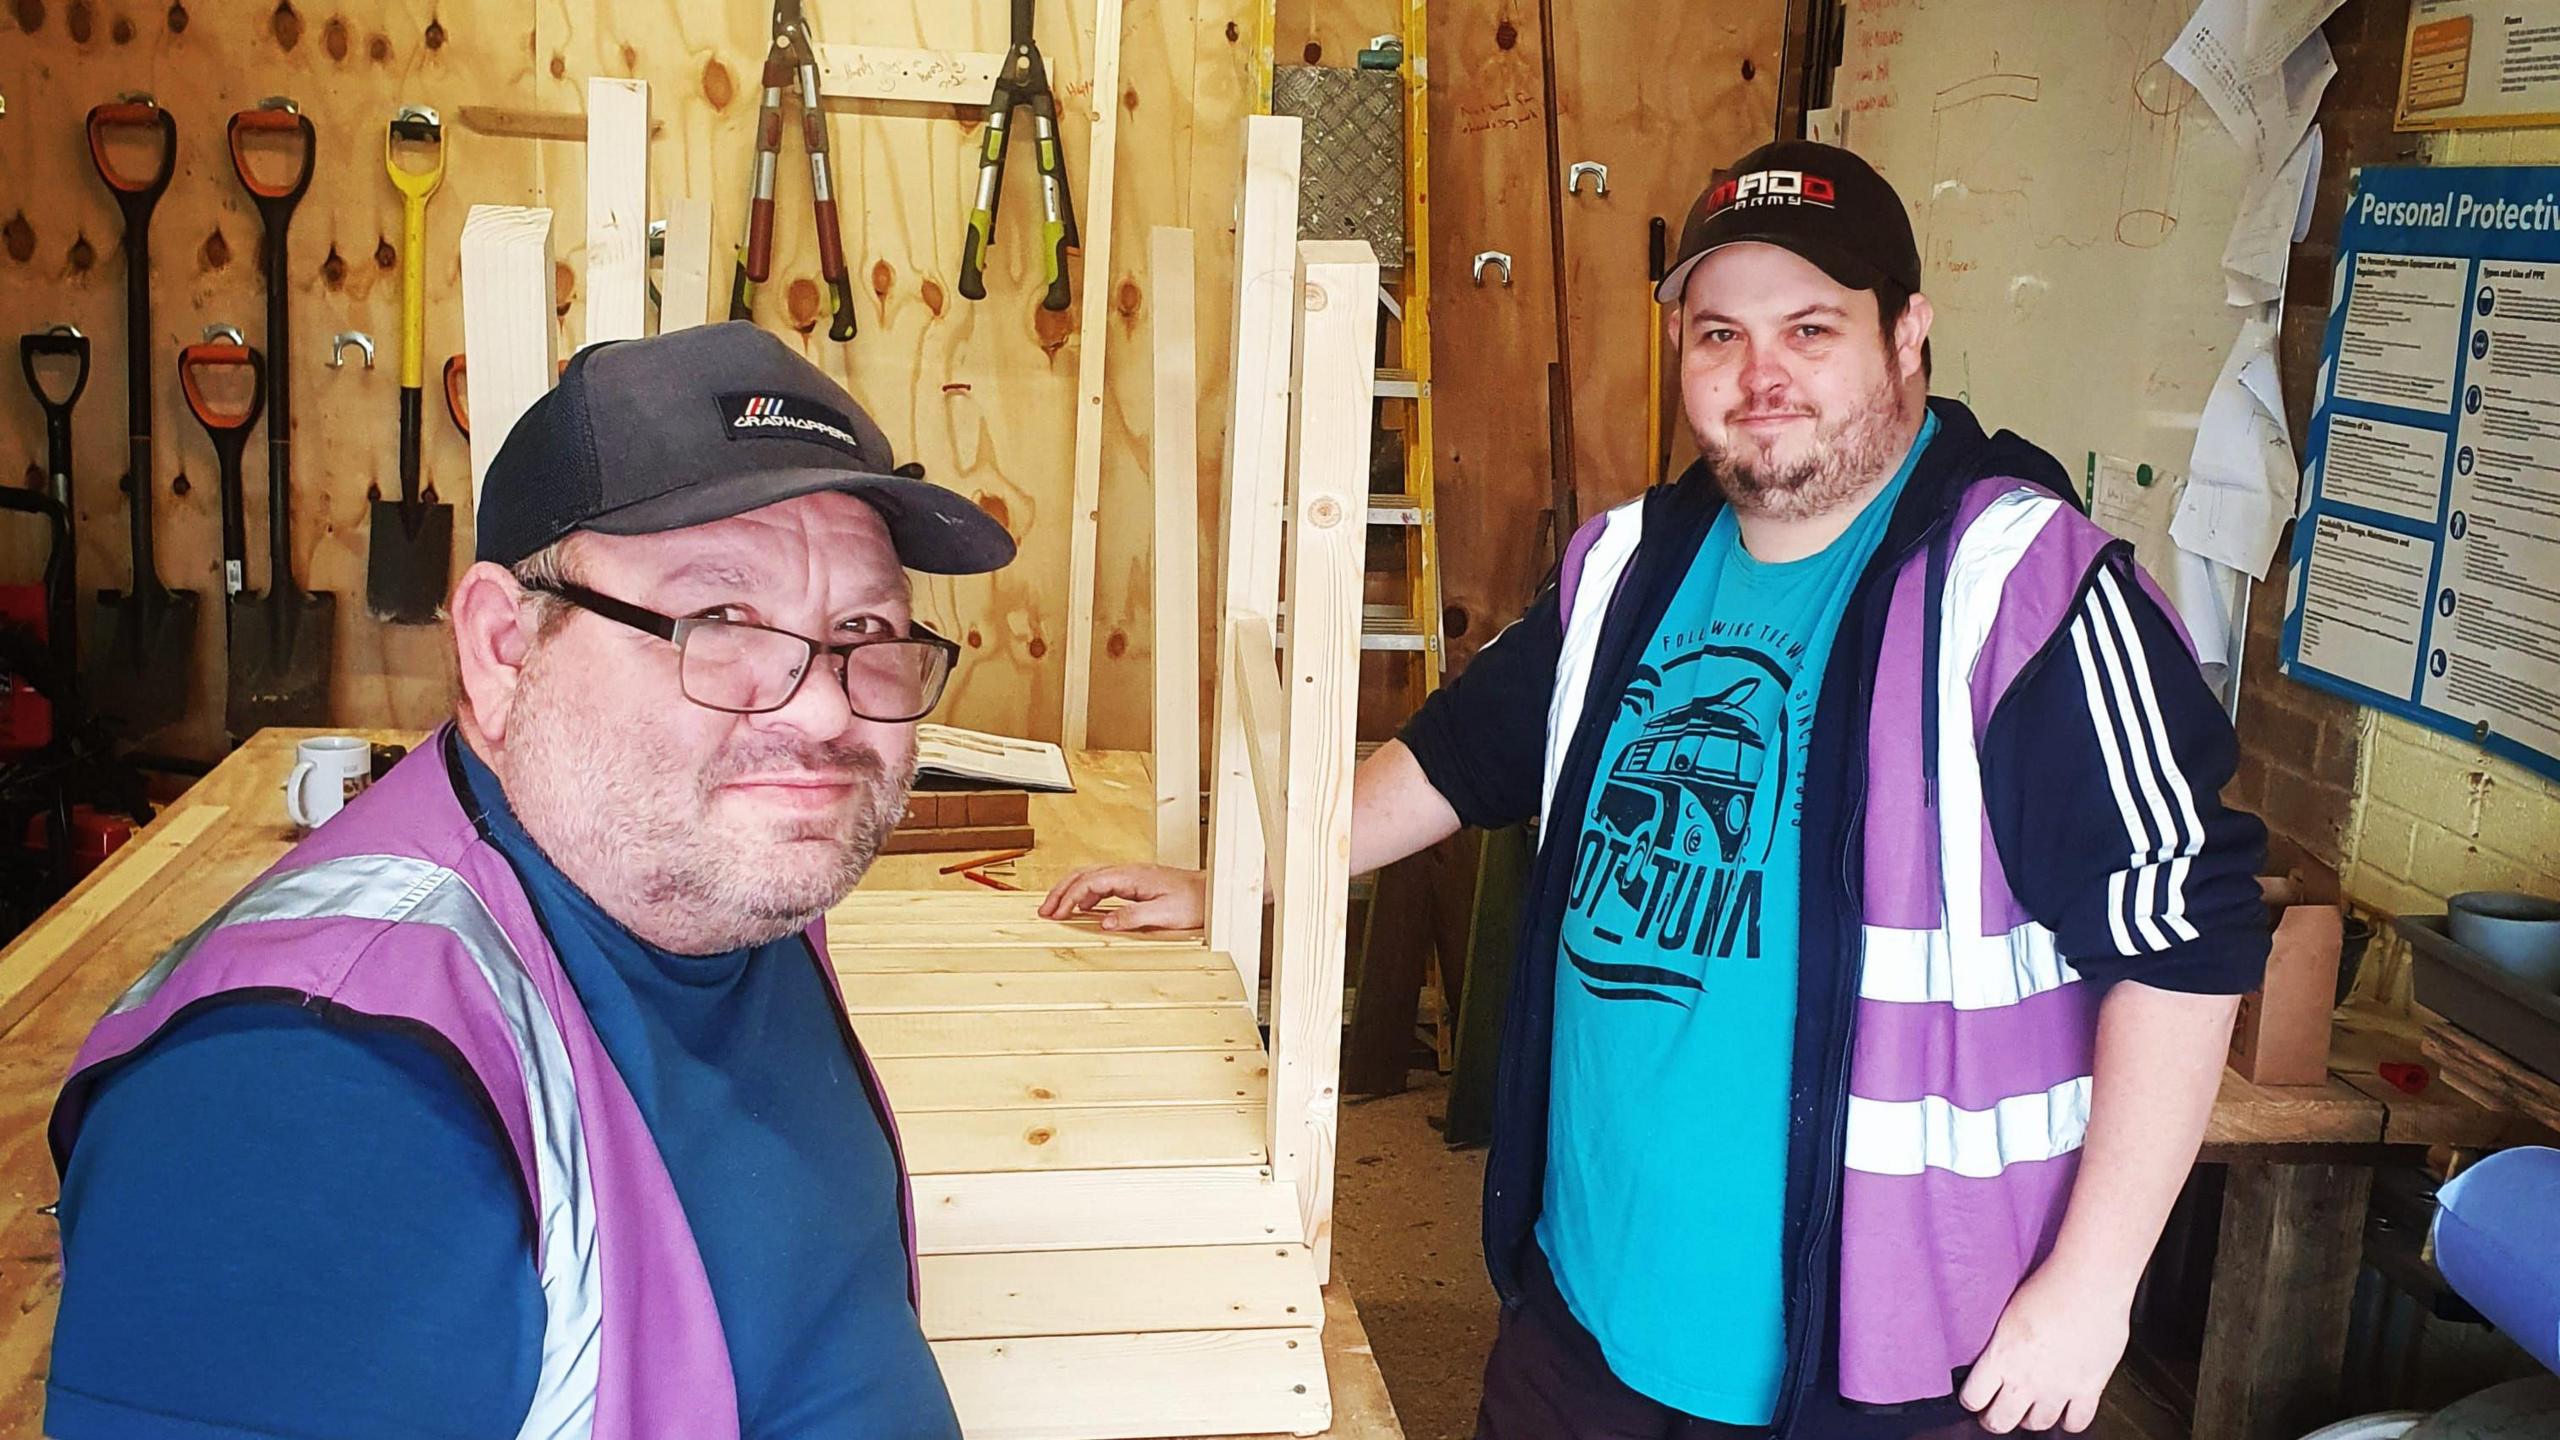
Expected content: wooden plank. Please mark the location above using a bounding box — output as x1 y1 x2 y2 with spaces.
1232 616 1289 869
1206 115 1305 1006
837 921 1205 949
2425 1019 2560 1137
911 1167 1303 1255
853 1005 1260 1058
841 968 1246 1012
1549 0 1780 513
831 944 1230 975
656 195 714 334
1429 0 1560 671
875 1048 1269 1111
1343 853 1434 1097
0 805 232 1039
582 78 650 347
814 43 1007 105
900 1102 1266 1173
1151 227 1203 867
1299 1283 1401 1440
836 890 1094 921
920 1243 1319 1340
459 204 557 509
834 919 1203 949
2203 1067 2383 1149
455 105 593 142
2193 1162 2374 1440
1059 0 1132 751
1266 240 1378 1277
933 1328 1331 1440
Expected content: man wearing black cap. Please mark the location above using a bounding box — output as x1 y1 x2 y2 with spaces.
46 323 1012 1440
1046 143 2268 1437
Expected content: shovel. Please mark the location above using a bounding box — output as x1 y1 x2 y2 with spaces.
368 106 453 624
83 96 199 738
226 98 335 738
16 325 91 748
178 335 265 699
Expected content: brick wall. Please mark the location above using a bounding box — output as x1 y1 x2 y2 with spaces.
2347 720 2560 918
2236 0 2560 912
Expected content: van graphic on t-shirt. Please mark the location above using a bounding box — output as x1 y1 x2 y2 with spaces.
1597 676 1770 870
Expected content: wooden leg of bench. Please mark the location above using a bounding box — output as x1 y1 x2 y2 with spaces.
2193 1160 2372 1440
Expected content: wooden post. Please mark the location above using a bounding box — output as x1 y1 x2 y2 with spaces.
1150 227 1202 868
1205 115 1303 1006
2194 1161 2374 1440
1058 0 1130 751
583 78 650 347
459 205 557 509
1266 240 1378 1277
657 196 714 334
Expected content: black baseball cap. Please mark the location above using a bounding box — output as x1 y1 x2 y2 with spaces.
1655 140 1922 304
475 321 1016 574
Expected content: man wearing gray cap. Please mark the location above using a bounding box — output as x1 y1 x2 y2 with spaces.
44 323 1012 1440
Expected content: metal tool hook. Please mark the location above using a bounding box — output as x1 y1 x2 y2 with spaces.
202 324 245 345
329 331 376 369
1567 161 1610 196
1472 251 1514 287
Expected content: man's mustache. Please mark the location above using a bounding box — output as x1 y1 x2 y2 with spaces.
701 739 899 790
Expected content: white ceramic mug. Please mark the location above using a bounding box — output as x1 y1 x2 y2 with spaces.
285 735 374 831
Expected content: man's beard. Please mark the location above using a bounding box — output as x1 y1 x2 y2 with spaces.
500 648 915 954
1703 369 1910 522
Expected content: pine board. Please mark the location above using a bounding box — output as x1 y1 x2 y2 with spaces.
899 1102 1266 1173
875 1048 1269 1111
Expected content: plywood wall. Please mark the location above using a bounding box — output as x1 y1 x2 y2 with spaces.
0 0 1252 758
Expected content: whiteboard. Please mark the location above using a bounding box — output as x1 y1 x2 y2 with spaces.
1832 0 2256 533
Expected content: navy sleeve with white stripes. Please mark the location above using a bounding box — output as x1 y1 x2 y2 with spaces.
1980 559 2270 994
1397 584 1564 831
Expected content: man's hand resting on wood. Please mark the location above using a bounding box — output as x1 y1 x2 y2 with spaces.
1039 866 1208 932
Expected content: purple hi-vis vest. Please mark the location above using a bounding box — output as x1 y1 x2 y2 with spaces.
49 731 918 1440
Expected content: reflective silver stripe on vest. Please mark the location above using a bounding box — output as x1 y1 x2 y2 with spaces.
113 854 603 1440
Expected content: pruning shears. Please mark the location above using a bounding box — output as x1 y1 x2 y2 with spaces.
732 0 859 341
957 0 1079 310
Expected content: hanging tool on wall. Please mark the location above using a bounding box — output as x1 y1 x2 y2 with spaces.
731 0 859 341
369 106 454 625
1646 215 1669 487
177 333 265 674
84 96 199 738
956 0 1078 310
228 98 336 738
8 327 90 760
18 326 87 582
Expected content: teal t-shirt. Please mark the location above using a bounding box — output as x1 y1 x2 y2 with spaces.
1538 413 1933 1422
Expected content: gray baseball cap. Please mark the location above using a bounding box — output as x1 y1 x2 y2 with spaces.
474 322 1016 574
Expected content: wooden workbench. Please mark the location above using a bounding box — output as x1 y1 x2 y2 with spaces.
0 732 1401 1439
2187 1005 2525 1440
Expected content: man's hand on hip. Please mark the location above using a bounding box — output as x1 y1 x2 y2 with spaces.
1956 1260 2131 1434
1039 865 1207 932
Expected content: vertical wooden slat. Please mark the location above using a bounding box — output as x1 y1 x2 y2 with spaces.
656 195 714 334
582 77 650 347
1060 0 1132 750
1206 115 1305 1005
459 204 559 508
1266 239 1378 1277
1150 227 1202 867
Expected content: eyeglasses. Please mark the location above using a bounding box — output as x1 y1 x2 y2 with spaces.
523 580 960 722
